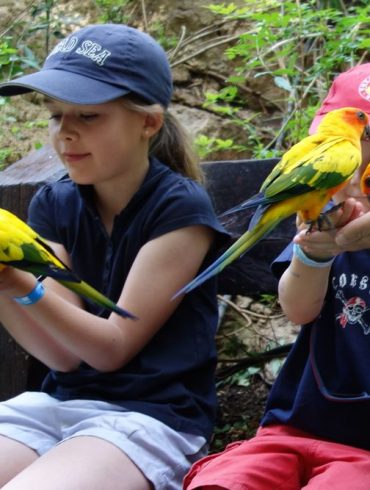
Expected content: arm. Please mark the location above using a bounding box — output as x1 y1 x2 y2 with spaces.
278 255 330 325
0 225 214 372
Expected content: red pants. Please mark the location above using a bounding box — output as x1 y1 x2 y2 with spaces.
184 425 370 490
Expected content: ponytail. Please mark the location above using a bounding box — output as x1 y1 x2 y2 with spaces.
122 97 204 183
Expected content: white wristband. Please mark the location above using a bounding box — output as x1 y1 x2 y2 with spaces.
293 243 335 269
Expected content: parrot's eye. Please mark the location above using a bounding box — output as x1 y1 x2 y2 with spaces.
357 111 366 121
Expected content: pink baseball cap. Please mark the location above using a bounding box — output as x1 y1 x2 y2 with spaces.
309 63 370 134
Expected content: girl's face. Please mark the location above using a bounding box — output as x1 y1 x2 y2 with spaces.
46 98 149 186
334 140 370 212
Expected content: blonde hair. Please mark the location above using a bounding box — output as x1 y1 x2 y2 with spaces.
121 98 203 182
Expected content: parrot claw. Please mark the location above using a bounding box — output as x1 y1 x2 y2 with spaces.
305 215 332 234
319 202 345 231
305 202 344 234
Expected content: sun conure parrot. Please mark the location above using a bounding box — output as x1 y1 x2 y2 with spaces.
0 208 136 319
174 106 370 297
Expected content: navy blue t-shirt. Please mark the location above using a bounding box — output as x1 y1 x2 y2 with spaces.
262 245 370 450
27 157 228 442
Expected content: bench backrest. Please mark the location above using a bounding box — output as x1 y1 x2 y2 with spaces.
202 159 295 295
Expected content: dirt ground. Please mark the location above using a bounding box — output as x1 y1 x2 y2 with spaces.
210 375 270 453
210 295 299 452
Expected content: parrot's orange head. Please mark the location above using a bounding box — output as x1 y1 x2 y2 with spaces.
317 107 370 143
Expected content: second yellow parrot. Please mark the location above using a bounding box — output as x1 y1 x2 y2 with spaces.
360 162 370 197
174 106 370 297
0 208 136 319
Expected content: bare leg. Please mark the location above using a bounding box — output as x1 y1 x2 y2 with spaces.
0 435 38 486
2 436 153 490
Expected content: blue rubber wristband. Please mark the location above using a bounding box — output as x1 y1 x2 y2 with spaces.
13 281 45 305
293 243 335 269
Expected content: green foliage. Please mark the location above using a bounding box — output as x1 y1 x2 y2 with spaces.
28 0 70 56
0 37 40 81
212 418 252 451
95 0 133 24
195 134 246 159
221 366 261 388
0 147 12 168
0 1 67 83
0 41 21 79
149 21 178 52
24 120 49 129
258 293 277 306
199 0 370 158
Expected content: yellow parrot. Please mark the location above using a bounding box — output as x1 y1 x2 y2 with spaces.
0 208 136 319
174 106 370 297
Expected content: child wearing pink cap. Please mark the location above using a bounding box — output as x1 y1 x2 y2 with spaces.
184 64 370 490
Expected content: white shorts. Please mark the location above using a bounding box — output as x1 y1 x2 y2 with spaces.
0 392 207 490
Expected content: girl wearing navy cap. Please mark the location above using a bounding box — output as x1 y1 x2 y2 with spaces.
0 24 228 489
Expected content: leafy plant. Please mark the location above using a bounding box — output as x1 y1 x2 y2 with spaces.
0 147 12 169
195 134 246 159
0 41 22 80
199 0 370 158
221 366 261 388
94 0 133 24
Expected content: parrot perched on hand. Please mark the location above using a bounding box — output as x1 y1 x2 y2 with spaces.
174 106 370 297
0 208 136 319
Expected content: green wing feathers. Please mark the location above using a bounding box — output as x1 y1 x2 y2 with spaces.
263 138 361 200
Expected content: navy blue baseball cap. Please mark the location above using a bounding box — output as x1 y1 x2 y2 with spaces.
0 24 173 107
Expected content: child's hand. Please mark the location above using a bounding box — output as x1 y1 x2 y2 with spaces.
294 198 366 258
335 210 370 251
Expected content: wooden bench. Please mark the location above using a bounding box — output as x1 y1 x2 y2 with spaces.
0 145 295 400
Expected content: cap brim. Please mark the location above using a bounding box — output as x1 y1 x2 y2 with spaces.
0 69 130 104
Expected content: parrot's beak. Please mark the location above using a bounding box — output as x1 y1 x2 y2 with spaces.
363 124 370 141
363 176 370 201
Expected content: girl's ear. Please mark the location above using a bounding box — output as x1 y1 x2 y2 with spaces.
143 112 163 138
